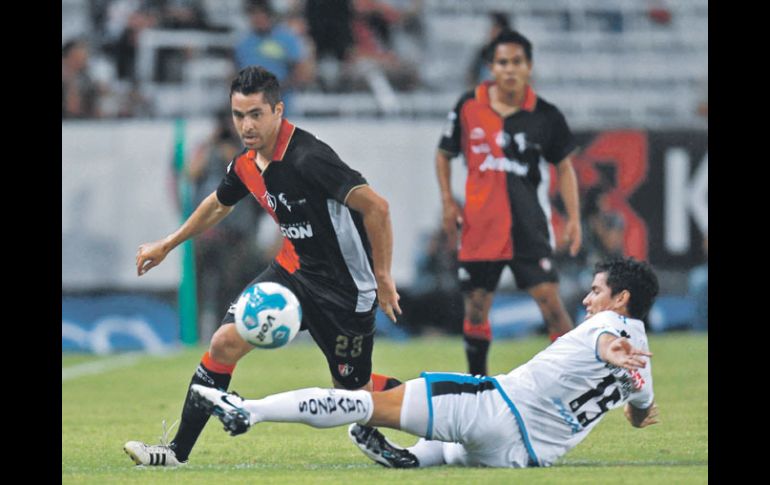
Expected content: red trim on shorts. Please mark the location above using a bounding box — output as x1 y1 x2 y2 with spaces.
201 351 235 375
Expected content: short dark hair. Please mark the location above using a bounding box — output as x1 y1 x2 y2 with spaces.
246 0 274 16
487 29 533 62
230 66 282 110
594 258 659 320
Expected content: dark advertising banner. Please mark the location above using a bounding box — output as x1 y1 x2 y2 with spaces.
550 130 708 269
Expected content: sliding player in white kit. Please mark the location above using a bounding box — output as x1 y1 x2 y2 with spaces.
191 258 660 468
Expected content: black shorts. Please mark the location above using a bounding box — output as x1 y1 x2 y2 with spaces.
222 262 376 389
458 257 559 293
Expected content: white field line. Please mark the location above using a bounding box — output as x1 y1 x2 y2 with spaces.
62 351 177 382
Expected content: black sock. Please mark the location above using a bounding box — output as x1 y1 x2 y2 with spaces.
356 374 403 432
463 336 490 376
382 376 402 390
169 361 232 461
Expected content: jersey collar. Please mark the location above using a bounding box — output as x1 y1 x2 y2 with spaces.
272 118 296 162
239 119 295 174
476 80 537 112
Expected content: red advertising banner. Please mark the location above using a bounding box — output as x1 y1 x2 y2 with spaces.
549 130 708 269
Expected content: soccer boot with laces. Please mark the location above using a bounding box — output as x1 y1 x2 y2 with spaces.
123 420 185 466
348 423 420 468
190 384 252 436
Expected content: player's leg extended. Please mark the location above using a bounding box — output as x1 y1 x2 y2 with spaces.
191 377 442 467
527 282 574 341
171 325 253 460
123 324 253 466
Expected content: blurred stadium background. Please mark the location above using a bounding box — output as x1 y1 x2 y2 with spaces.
62 0 707 355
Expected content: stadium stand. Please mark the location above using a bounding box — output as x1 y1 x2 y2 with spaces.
63 0 706 127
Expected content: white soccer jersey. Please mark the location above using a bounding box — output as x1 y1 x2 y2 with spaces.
496 310 654 466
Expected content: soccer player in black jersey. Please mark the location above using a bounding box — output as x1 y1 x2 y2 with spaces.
124 66 414 468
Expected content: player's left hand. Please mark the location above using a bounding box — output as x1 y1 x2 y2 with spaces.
605 337 652 370
563 218 583 257
376 276 402 323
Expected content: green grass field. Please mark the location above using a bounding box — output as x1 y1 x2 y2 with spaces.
62 333 707 484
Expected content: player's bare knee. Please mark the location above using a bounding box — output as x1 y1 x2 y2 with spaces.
209 324 251 363
465 291 490 323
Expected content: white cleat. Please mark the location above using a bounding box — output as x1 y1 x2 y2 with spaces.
124 419 184 466
123 441 183 467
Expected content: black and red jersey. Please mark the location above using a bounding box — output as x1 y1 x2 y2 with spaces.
216 119 377 313
438 81 577 262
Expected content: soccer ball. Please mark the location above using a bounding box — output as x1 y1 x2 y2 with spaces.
233 282 302 349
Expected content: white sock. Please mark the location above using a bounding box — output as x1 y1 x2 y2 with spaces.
243 387 373 428
408 438 446 467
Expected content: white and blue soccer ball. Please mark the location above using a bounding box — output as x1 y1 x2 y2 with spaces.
233 282 302 349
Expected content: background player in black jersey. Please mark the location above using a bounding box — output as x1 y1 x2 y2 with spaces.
124 66 412 467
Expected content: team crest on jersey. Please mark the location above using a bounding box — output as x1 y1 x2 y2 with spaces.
512 132 542 154
338 363 354 377
470 127 485 140
262 191 277 211
514 132 527 152
495 131 511 149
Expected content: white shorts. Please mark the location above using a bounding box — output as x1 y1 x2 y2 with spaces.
403 372 537 468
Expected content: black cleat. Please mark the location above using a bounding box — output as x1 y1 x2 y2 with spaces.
190 384 252 436
348 424 420 468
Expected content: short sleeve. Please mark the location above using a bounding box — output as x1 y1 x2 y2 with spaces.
574 312 623 363
437 95 466 156
215 160 250 206
587 326 623 363
297 149 367 205
543 107 577 165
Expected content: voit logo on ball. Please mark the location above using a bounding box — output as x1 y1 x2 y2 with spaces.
234 282 302 349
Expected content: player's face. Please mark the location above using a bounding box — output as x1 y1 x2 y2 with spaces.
490 43 532 95
582 272 626 319
231 91 284 151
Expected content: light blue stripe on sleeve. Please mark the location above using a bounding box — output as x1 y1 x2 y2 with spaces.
594 329 622 363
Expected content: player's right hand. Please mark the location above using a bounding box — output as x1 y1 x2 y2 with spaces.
624 402 659 428
136 240 169 276
442 201 463 249
375 275 402 323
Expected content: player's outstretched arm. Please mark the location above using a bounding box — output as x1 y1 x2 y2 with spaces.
624 401 660 428
597 334 652 371
136 191 233 275
345 185 402 322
